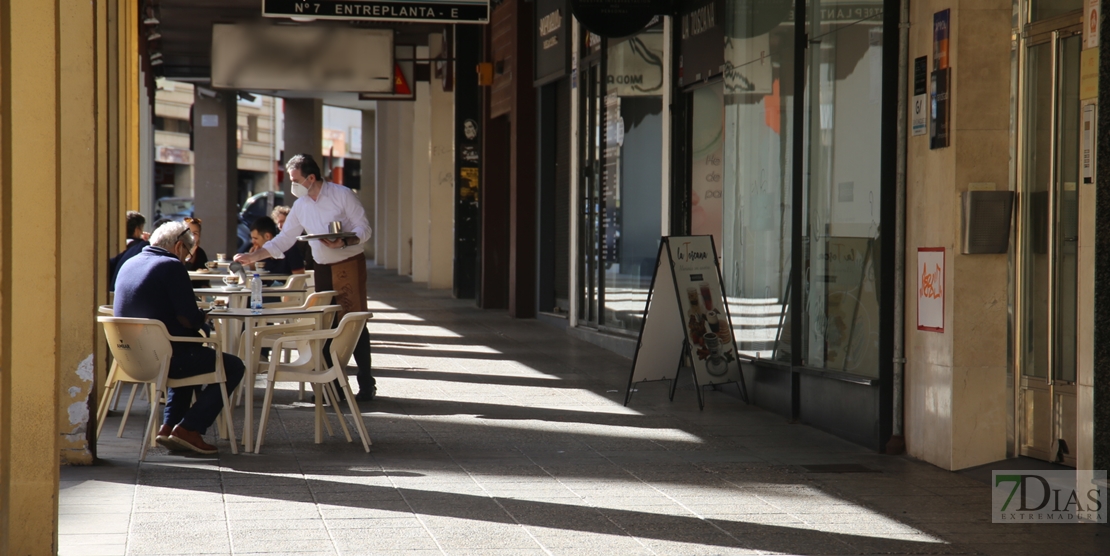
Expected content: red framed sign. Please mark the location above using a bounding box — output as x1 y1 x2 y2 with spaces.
917 247 945 332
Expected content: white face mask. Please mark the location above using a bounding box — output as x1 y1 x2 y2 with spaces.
291 180 309 198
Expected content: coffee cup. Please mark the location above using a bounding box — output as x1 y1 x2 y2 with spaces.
222 275 240 288
212 299 227 308
216 252 227 262
255 261 266 271
204 261 218 271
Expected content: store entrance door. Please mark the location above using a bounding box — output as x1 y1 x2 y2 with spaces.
1017 14 1083 466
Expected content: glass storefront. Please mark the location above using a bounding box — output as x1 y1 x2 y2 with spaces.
578 25 665 334
708 0 884 377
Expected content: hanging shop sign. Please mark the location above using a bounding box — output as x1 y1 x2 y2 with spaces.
534 0 570 86
570 0 668 39
679 0 724 87
626 236 749 410
262 0 489 24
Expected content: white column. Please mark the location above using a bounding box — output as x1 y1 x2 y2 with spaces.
360 108 377 262
396 100 415 276
411 48 432 283
376 103 397 269
428 34 455 289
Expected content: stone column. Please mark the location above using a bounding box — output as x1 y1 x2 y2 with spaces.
376 103 398 269
283 98 323 198
193 88 238 256
428 34 456 290
397 101 415 276
412 56 433 283
2 0 110 549
904 2 1011 470
360 109 377 262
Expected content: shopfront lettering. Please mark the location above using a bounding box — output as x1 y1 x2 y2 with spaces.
681 3 716 40
334 3 440 18
608 74 644 85
539 10 562 37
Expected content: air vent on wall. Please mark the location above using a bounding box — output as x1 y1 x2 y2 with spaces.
961 191 1015 254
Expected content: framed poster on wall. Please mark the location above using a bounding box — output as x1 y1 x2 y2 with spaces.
917 247 944 332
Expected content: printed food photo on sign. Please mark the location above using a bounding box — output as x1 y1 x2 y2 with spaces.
684 273 735 376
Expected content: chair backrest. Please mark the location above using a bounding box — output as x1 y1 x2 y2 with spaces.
278 273 310 291
97 317 173 384
97 305 114 315
329 312 372 369
301 290 336 309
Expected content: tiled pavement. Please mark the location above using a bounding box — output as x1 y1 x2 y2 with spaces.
61 268 1110 555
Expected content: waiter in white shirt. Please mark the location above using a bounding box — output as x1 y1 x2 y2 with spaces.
234 154 376 401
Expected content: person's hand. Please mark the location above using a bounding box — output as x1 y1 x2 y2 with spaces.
233 252 254 264
248 245 258 253
321 238 345 249
141 231 150 241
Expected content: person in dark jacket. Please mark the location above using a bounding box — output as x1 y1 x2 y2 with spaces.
113 221 244 455
108 211 148 292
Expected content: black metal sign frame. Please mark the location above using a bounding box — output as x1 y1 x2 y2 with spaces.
262 0 489 25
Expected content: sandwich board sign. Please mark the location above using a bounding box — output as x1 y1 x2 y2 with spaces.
626 235 748 409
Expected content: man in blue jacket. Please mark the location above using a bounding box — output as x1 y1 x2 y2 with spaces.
108 211 149 292
114 221 245 454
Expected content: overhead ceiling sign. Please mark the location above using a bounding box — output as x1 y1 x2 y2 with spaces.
358 46 417 100
262 0 489 24
570 0 668 39
212 24 393 92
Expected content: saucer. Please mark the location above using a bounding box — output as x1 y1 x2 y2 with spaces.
222 285 243 291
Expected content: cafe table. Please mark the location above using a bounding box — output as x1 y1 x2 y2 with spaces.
188 270 295 282
206 304 339 452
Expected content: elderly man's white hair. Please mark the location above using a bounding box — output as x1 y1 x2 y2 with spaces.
149 221 194 252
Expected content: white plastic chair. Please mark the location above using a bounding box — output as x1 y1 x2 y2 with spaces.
255 312 374 453
96 305 143 438
232 291 339 404
97 316 238 460
261 273 311 308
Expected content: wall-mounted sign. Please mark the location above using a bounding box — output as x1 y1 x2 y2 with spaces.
262 0 489 24
930 67 950 149
606 31 665 97
155 145 193 165
912 56 927 136
679 0 724 87
534 0 570 86
933 9 949 70
570 0 667 39
917 247 944 332
1086 0 1100 49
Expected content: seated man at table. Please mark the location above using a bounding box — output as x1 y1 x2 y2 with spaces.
249 216 305 277
113 222 245 455
272 205 314 270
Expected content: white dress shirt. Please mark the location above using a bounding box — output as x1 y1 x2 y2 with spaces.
262 181 372 266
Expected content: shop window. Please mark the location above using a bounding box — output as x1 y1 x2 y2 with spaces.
719 0 796 362
1029 0 1083 23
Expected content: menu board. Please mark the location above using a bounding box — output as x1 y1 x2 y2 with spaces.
627 236 748 408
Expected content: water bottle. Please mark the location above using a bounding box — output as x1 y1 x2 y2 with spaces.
250 273 263 314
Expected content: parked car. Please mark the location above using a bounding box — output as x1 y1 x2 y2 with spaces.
236 190 285 252
154 196 194 223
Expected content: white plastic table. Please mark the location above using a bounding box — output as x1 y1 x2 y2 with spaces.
206 305 337 452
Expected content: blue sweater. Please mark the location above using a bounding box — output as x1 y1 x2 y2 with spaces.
114 246 207 339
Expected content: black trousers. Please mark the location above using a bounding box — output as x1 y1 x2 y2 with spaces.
314 253 374 392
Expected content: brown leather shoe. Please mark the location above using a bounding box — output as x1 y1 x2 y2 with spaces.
169 425 218 455
155 424 187 452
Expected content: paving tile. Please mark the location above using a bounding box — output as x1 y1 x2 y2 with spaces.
61 271 1110 555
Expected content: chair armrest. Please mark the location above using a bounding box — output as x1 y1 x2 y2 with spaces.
269 329 340 348
167 335 220 347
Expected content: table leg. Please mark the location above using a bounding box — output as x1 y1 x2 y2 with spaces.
242 317 255 452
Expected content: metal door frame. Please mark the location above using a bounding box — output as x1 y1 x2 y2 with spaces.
1013 10 1082 465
